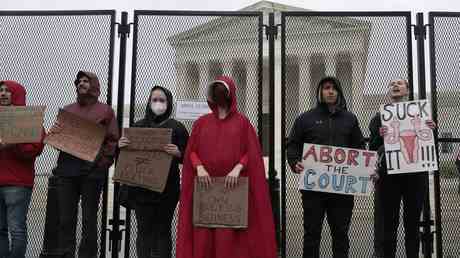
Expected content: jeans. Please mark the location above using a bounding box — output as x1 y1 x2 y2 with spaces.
301 191 354 258
56 176 103 258
0 186 32 258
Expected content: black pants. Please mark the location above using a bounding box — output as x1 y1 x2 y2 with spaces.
373 183 384 258
133 193 178 258
301 191 354 258
56 176 104 258
380 173 428 258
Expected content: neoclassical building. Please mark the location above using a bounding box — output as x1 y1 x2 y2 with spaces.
167 1 371 163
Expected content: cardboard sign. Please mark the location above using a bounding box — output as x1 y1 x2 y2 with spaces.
44 109 106 162
298 144 376 196
113 128 172 193
175 100 211 120
380 100 438 174
0 106 45 143
193 177 248 228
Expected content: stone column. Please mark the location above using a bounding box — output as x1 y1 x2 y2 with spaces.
245 60 258 128
325 54 336 76
198 61 210 99
351 53 365 119
298 55 312 112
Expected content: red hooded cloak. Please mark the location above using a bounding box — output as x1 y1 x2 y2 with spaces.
176 76 277 258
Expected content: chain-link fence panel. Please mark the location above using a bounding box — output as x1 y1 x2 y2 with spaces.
429 13 460 258
0 11 115 258
281 12 413 258
124 11 263 257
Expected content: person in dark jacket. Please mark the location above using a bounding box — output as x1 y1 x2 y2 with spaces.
0 81 45 258
369 79 436 258
118 85 189 258
48 71 119 258
287 76 365 258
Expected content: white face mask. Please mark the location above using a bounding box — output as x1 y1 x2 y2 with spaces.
151 102 167 115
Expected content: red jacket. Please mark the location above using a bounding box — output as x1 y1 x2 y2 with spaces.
0 80 44 187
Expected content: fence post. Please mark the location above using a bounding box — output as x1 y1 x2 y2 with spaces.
427 12 444 258
414 12 435 258
109 11 129 258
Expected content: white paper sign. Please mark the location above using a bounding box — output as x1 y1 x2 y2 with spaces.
175 100 211 121
298 143 376 196
380 100 438 174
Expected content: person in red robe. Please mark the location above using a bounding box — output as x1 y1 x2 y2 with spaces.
176 75 277 258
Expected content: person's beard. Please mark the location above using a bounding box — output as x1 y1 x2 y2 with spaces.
77 92 96 106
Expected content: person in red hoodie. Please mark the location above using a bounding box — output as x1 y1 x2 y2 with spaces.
0 80 45 258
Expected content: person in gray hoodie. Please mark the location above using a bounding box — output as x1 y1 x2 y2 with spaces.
287 76 365 258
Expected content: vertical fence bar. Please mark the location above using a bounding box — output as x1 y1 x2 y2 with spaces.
111 11 129 258
280 12 287 258
428 12 444 258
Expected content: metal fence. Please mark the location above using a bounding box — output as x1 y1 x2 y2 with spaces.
280 12 414 258
0 10 115 258
122 10 264 257
2 9 460 258
429 12 460 258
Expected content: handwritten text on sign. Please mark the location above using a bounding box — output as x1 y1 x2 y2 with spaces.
0 106 45 143
380 100 438 174
193 177 248 228
113 128 172 193
44 109 106 162
299 144 376 196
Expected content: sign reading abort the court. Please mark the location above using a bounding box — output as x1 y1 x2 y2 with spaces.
299 143 376 196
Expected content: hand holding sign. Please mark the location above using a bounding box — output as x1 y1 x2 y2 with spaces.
294 162 305 174
118 136 130 148
0 137 13 150
197 165 212 189
225 164 243 189
163 144 180 158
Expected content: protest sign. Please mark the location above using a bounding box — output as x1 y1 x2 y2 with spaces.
175 100 211 121
113 128 172 192
380 99 438 174
298 143 376 196
44 109 105 162
0 106 45 143
193 177 248 228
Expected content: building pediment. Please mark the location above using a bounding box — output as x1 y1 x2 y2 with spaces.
168 1 370 48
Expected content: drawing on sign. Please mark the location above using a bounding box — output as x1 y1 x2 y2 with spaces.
380 100 438 174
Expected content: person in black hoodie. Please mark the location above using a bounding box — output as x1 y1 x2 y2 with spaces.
369 79 436 258
287 76 365 258
118 85 189 258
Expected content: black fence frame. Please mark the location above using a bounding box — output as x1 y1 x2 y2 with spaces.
428 11 460 258
279 11 415 258
118 9 265 258
3 8 460 258
0 10 116 258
